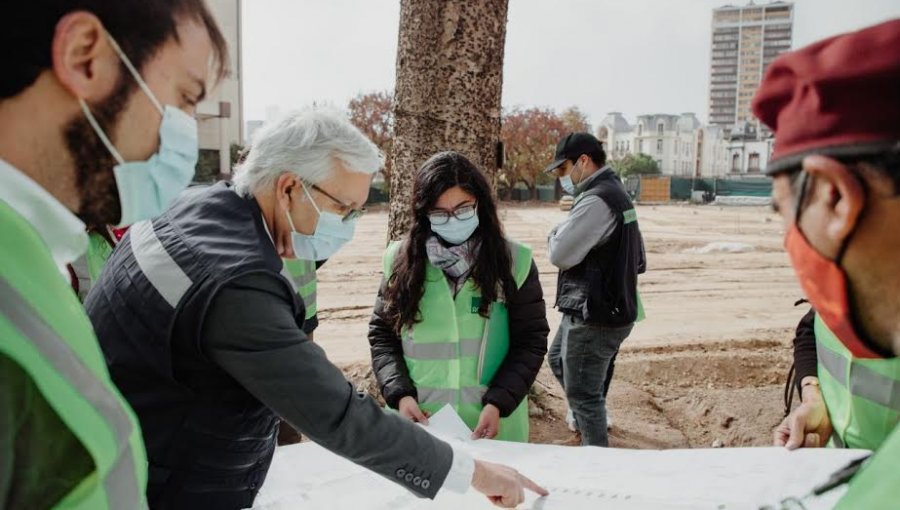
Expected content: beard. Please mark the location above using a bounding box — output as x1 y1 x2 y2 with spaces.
64 73 135 228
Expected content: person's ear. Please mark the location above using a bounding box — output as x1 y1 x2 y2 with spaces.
51 11 119 101
800 155 866 256
275 173 297 212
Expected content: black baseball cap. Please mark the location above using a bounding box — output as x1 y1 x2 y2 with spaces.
544 132 604 173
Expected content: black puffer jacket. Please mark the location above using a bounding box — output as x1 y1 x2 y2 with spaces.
368 261 549 417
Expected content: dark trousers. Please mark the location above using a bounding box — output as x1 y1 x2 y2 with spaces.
548 314 633 446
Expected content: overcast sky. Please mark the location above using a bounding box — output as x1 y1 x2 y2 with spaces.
242 0 900 128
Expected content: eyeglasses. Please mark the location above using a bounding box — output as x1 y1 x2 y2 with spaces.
306 182 366 223
427 203 477 225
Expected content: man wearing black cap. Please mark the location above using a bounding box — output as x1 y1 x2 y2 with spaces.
544 132 646 447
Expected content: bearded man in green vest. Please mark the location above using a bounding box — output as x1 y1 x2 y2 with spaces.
370 151 549 443
756 19 900 509
0 1 228 508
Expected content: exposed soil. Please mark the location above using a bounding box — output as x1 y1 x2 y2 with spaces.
319 203 802 450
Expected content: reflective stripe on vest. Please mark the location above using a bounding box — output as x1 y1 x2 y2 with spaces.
383 239 533 442
815 314 900 450
130 221 192 308
0 202 147 509
283 258 317 320
401 333 484 359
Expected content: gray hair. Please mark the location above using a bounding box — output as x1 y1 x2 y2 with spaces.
233 107 383 195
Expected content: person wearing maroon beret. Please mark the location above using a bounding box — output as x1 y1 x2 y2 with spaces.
758 19 900 509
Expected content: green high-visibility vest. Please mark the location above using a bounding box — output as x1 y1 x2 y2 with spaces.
86 231 114 284
815 314 900 450
283 258 317 320
835 423 899 509
0 201 148 509
383 239 533 442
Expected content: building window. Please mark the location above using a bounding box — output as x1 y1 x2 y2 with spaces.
748 152 761 172
657 139 663 153
731 153 741 173
637 124 642 136
657 123 664 135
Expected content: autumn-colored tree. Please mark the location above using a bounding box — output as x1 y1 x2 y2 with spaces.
560 106 591 134
499 107 571 198
347 91 394 188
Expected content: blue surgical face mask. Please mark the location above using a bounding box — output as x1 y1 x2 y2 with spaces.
559 159 583 195
430 212 480 245
284 182 356 260
79 33 198 226
559 175 575 195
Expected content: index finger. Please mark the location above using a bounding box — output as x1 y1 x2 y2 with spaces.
519 473 549 497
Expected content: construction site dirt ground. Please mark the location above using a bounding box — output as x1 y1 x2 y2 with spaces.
315 203 804 450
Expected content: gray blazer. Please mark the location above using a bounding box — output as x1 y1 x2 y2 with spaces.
202 272 455 498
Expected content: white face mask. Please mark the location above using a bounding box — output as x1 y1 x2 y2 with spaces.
559 159 583 195
283 182 356 260
79 32 198 226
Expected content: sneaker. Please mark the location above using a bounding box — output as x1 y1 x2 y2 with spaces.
565 409 578 432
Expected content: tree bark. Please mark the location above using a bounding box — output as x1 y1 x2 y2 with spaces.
387 0 509 241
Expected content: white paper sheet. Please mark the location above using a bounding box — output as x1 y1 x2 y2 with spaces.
252 406 866 510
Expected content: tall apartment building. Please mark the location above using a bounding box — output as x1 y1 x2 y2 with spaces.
708 2 793 134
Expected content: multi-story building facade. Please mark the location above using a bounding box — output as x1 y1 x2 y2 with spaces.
598 113 726 177
196 0 243 180
708 1 793 134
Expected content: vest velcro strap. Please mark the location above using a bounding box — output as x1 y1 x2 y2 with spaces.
402 337 483 360
130 221 192 308
819 343 900 410
1 276 144 509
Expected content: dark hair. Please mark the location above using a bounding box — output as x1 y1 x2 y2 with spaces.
2 0 229 99
580 147 606 168
382 151 517 333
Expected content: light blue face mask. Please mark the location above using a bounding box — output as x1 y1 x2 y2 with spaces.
284 182 356 260
430 211 480 245
559 159 583 196
79 33 198 226
559 175 575 195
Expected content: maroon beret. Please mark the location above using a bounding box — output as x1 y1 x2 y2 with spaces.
752 19 900 175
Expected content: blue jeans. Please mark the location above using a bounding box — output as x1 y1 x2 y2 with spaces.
548 314 633 446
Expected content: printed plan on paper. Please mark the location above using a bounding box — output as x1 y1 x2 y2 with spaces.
252 407 868 510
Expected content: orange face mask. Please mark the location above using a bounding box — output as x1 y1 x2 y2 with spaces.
784 170 882 359
783 224 881 358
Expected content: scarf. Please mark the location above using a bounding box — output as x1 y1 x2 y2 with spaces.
425 235 481 289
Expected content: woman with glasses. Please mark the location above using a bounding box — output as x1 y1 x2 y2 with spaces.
368 151 549 442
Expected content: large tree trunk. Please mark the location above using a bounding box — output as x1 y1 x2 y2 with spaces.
387 0 509 241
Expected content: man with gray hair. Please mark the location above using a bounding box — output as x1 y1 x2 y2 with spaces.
85 107 546 509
